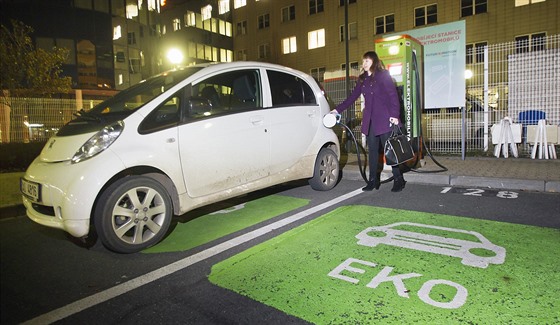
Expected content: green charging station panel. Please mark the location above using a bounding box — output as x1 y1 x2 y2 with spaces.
375 35 424 151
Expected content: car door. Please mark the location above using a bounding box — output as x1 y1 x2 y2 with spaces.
177 69 270 198
265 69 320 175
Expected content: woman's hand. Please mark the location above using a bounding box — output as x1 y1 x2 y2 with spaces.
389 117 399 125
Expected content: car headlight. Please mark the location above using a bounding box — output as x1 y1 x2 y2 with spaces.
71 121 124 164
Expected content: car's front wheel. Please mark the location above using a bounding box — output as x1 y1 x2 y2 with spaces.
309 147 340 191
94 176 173 253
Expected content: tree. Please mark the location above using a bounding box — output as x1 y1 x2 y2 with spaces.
0 19 72 99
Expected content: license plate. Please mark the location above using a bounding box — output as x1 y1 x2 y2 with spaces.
20 178 41 202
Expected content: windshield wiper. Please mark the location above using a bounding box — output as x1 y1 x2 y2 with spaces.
73 109 103 122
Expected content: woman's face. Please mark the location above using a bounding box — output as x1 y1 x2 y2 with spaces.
362 57 373 72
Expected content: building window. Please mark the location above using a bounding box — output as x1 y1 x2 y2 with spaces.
201 5 212 20
113 25 122 40
258 14 270 29
218 0 230 14
515 0 545 6
236 21 247 35
281 5 296 22
308 29 325 49
415 4 437 27
234 0 246 9
172 18 181 31
341 61 359 71
375 14 395 34
185 11 196 27
309 0 324 15
339 0 356 5
466 42 487 64
461 0 487 17
310 67 326 83
258 44 270 59
127 32 136 45
515 33 546 53
282 36 297 54
339 22 357 42
237 49 247 61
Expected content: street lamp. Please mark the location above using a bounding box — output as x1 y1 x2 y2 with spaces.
167 48 184 66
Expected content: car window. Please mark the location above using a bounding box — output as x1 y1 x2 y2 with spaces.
138 90 182 134
267 70 317 106
186 69 262 121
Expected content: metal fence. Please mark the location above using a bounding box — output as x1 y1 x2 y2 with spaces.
324 34 559 158
0 97 102 143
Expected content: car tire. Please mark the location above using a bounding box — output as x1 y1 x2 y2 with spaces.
94 176 173 253
309 147 340 191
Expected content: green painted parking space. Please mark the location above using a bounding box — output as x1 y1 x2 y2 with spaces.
144 195 309 253
209 206 560 324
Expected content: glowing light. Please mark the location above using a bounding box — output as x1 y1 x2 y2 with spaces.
389 45 400 55
464 69 473 79
167 48 184 65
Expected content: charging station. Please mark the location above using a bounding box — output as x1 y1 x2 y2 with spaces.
375 35 424 168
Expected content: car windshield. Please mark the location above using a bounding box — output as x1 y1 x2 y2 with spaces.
87 67 202 116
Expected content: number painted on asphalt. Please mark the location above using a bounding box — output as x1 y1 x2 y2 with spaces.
441 187 518 199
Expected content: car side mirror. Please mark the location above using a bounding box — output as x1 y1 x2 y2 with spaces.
187 97 212 117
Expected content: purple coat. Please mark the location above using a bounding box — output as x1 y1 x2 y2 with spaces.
335 69 400 136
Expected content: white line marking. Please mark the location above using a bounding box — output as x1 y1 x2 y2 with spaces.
23 188 364 324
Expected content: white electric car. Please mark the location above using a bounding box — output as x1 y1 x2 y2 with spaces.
21 62 340 253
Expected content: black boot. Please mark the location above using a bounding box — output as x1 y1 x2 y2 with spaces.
391 176 406 192
362 181 378 191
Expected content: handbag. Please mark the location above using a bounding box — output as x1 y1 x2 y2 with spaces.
384 124 414 166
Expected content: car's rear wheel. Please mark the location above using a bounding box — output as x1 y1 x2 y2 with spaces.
309 147 340 191
94 176 172 253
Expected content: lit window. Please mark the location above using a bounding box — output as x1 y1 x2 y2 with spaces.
218 0 230 14
202 5 212 20
308 29 325 49
515 0 545 6
234 0 246 9
172 18 181 31
282 36 297 54
126 4 139 19
147 0 163 12
113 25 122 40
185 11 196 26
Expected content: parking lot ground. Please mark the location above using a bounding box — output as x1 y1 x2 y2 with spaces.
209 205 560 324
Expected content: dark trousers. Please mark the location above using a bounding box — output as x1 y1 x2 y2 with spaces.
366 124 402 183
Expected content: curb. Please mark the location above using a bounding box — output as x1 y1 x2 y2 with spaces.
341 168 557 193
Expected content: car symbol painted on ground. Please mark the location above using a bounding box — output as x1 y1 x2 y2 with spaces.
355 222 506 268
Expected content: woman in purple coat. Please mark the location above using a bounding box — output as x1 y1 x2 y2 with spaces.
333 51 406 192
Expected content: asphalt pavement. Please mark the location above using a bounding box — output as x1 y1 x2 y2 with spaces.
1 155 559 220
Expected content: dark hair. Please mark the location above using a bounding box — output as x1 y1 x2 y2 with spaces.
360 51 385 81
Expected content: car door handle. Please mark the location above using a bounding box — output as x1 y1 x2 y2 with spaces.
250 116 264 125
307 109 316 117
